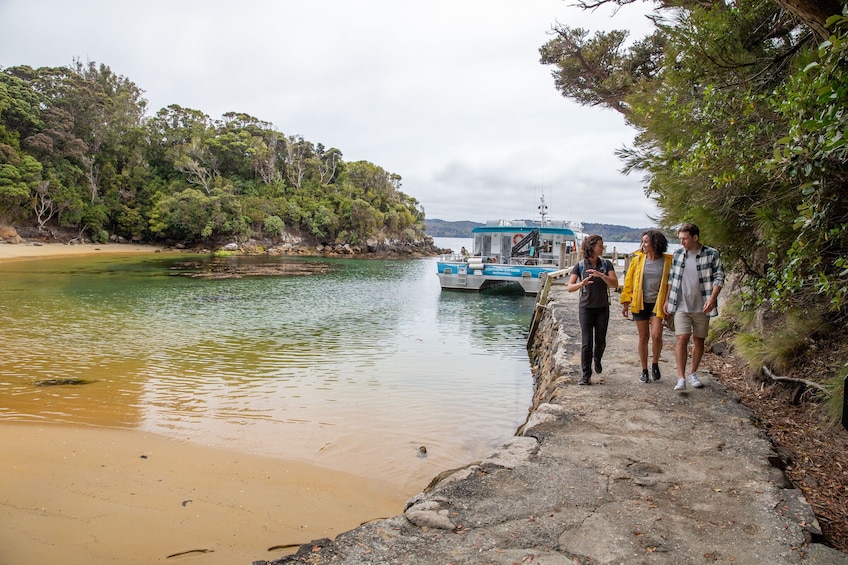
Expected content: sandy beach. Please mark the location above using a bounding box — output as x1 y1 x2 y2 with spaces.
0 240 168 261
0 242 408 565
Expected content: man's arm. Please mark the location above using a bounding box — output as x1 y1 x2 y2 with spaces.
703 249 724 313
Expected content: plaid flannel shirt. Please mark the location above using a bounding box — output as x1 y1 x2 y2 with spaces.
666 244 724 317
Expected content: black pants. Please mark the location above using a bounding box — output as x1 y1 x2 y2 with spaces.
579 306 610 378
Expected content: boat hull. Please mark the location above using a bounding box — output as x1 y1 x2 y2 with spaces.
436 261 558 295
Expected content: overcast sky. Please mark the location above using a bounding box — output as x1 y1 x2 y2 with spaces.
1 0 659 228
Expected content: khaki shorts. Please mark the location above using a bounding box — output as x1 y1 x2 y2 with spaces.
674 311 709 338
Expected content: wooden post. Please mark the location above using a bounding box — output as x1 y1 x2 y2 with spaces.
527 269 570 349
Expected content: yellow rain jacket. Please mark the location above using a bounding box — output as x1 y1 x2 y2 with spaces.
620 251 672 319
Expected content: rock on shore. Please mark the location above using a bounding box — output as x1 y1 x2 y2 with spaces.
264 282 846 565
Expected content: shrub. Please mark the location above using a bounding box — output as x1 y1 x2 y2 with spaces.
264 215 285 237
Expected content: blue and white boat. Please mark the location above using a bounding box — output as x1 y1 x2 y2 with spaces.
436 196 585 295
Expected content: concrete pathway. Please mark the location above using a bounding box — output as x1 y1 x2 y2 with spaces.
268 285 847 565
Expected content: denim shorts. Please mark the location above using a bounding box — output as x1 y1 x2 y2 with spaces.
632 302 656 321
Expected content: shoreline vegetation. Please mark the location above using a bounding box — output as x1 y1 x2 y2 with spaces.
0 222 447 264
0 241 411 564
2 62 433 258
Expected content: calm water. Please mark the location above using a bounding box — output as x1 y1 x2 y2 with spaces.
0 238 537 491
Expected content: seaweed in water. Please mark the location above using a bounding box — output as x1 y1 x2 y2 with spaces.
33 378 96 387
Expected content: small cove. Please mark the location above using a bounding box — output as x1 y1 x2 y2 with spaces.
0 239 535 493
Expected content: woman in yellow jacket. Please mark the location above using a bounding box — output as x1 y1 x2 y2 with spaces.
620 230 672 383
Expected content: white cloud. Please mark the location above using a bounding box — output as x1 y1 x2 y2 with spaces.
0 0 659 227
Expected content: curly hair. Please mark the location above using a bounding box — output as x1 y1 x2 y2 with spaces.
581 234 604 259
641 229 668 254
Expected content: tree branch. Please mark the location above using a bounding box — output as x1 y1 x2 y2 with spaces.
762 365 831 396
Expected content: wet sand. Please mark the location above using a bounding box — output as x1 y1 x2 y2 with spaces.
0 241 169 261
0 243 409 564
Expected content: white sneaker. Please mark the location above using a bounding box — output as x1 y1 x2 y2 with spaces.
674 378 686 391
689 374 703 388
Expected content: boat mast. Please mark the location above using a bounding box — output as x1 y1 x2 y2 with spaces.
537 192 549 227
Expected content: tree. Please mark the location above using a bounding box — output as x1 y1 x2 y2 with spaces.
774 0 842 39
283 135 314 189
316 144 342 186
2 62 432 246
0 149 42 218
539 27 664 117
570 0 842 40
540 0 848 320
145 104 212 180
172 137 218 194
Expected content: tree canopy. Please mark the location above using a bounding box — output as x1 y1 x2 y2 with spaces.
540 0 847 323
0 61 426 245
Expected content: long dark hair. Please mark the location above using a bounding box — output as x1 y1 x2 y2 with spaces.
581 235 603 260
642 229 668 254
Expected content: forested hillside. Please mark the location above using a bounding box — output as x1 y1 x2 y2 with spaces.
424 219 482 237
581 223 648 242
0 62 427 246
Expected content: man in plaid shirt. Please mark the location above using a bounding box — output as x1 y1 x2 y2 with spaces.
663 223 724 391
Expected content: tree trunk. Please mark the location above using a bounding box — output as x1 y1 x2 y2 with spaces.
775 0 843 40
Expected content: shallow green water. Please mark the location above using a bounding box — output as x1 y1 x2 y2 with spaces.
0 246 535 491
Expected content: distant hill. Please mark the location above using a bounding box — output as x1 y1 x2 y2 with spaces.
424 219 483 237
425 219 650 242
581 223 650 242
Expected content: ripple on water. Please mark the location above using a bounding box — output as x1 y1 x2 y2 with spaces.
0 253 535 491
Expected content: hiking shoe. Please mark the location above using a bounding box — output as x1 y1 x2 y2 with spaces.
674 378 686 391
689 374 703 388
579 375 591 386
640 369 650 383
594 359 603 374
651 363 661 382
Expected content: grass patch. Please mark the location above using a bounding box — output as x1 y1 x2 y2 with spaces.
732 307 823 374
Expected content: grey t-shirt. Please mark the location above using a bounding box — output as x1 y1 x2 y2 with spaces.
642 257 664 303
680 251 704 313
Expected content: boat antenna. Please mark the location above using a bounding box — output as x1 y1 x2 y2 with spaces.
537 191 549 226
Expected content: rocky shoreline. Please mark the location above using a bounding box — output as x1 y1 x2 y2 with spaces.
1 224 447 260
267 281 847 565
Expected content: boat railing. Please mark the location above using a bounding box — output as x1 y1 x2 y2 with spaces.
438 252 469 262
438 253 500 264
440 251 606 270
507 256 557 267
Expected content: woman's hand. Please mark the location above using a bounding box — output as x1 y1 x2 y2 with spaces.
621 302 630 317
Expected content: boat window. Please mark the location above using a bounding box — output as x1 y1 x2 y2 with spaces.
474 234 491 257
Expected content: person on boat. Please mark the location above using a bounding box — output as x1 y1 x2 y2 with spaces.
567 235 619 385
620 229 673 384
460 246 469 258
